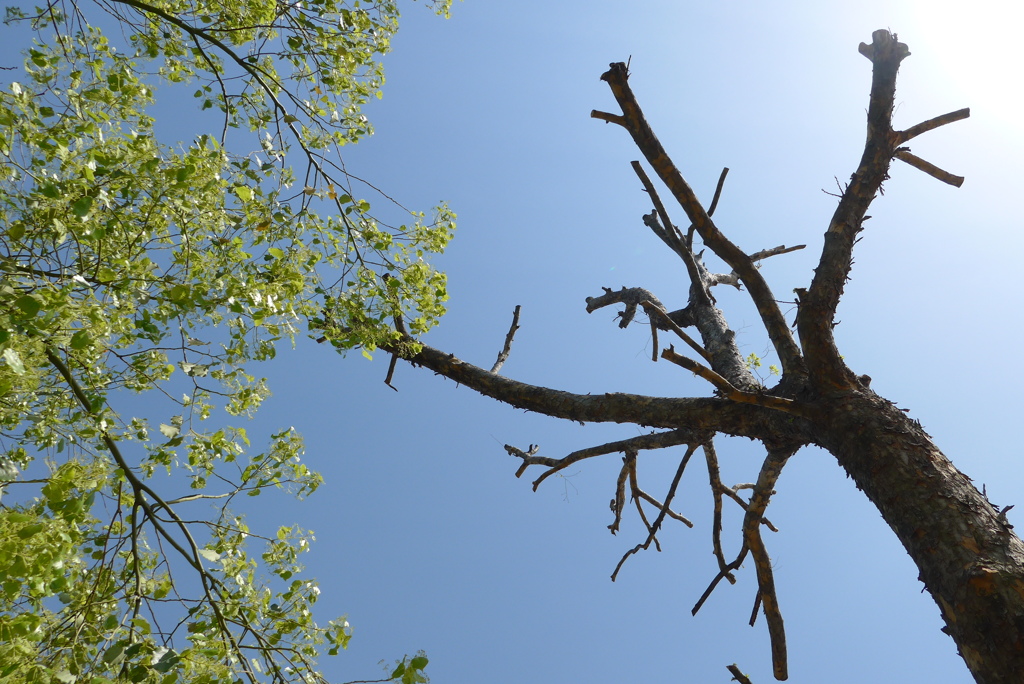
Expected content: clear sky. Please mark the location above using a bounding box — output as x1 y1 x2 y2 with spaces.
7 1 1024 682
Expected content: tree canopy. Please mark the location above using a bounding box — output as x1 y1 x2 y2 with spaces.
0 1 452 682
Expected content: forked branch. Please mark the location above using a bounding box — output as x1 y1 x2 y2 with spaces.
506 428 704 490
801 30 967 387
595 63 805 378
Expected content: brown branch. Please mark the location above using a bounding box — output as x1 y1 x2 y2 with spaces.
611 444 699 581
704 440 736 583
631 161 707 302
608 451 635 535
661 346 804 416
894 107 970 145
800 30 913 388
598 62 805 378
742 447 796 681
707 167 729 218
507 428 703 490
632 484 693 528
708 244 807 290
893 149 965 187
727 664 754 684
590 109 626 126
693 446 794 621
640 300 710 362
490 305 522 374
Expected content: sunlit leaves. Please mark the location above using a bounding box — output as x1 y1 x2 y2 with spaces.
0 0 453 682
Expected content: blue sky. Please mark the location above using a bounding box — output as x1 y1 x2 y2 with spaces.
7 1 1024 682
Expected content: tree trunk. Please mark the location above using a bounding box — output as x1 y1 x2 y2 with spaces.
815 391 1024 682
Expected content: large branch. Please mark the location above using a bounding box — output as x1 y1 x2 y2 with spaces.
399 341 802 442
799 30 967 388
593 64 805 379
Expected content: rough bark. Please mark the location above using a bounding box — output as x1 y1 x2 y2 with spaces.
357 29 1021 683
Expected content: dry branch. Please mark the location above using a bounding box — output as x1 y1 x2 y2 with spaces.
490 305 522 374
894 107 970 144
611 444 699 581
894 149 965 187
506 428 703 490
598 62 805 377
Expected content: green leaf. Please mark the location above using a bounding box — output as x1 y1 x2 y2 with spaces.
15 294 42 317
70 330 92 350
16 523 43 539
234 185 253 202
267 247 285 259
71 196 94 217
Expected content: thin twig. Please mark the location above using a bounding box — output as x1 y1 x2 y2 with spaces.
611 444 698 581
640 300 710 362
661 346 802 415
707 167 730 218
506 429 701 490
490 305 522 374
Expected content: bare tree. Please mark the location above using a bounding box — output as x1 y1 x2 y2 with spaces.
337 30 1021 683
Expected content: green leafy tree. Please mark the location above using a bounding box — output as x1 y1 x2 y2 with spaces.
0 1 453 682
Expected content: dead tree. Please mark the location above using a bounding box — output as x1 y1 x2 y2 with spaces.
371 31 1022 683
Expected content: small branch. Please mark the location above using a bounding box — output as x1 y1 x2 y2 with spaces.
608 451 635 535
490 305 522 374
640 300 710 362
704 440 736 583
612 444 698 581
633 486 692 528
741 447 796 681
894 107 970 145
893 149 965 187
507 428 703 490
384 354 399 391
586 285 666 328
727 664 754 684
707 244 807 290
661 346 803 415
631 162 706 300
590 109 627 127
707 167 730 218
598 62 805 378
748 523 786 680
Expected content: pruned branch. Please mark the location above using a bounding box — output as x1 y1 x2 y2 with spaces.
591 109 626 127
894 107 970 145
894 149 965 187
707 167 729 218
